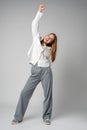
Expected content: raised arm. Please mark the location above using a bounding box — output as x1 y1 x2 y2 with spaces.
31 4 46 40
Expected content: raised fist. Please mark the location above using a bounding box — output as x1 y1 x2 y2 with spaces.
39 4 46 12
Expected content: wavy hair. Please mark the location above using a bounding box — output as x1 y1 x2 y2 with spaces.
41 33 57 62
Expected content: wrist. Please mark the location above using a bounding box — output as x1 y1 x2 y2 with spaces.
39 8 43 12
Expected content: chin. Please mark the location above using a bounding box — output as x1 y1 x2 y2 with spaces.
45 40 49 44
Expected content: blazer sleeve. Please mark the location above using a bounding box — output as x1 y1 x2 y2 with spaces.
31 11 43 40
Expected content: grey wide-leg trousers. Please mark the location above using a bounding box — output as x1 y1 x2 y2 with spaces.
14 63 53 121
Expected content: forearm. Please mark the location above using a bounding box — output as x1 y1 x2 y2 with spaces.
32 10 43 25
31 4 46 39
31 11 43 39
32 4 46 25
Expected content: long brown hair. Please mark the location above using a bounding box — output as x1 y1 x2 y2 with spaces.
41 33 57 62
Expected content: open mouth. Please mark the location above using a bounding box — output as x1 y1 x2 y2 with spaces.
46 39 49 42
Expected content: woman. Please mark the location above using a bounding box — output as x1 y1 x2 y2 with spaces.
12 4 57 125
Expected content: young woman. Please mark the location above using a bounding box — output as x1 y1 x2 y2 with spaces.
12 4 57 125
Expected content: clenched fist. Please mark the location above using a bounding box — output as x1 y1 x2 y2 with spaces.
39 4 46 12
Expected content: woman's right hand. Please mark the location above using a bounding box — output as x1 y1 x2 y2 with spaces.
39 4 46 12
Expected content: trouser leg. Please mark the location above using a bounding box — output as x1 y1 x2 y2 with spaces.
14 69 41 121
41 67 53 120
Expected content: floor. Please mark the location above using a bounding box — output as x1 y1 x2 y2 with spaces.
1 104 87 130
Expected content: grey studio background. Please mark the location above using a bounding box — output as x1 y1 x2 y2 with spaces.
0 0 87 130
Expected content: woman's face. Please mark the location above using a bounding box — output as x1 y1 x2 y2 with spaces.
43 34 55 45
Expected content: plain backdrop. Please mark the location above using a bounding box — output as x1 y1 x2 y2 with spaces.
0 0 87 121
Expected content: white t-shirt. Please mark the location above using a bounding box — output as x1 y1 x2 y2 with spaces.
37 45 52 67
